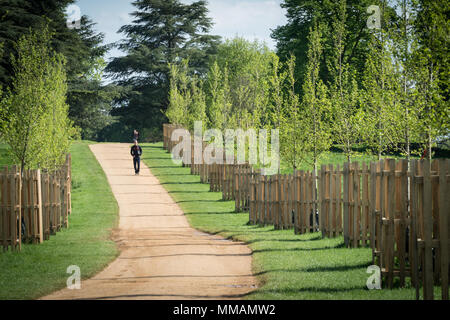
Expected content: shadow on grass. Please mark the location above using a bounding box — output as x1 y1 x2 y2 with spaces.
178 199 229 204
252 262 371 275
251 286 366 295
246 235 323 244
155 173 193 176
251 242 346 254
161 182 200 185
169 191 211 194
146 166 178 169
186 213 237 216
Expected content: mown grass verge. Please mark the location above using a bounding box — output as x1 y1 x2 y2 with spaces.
0 141 119 299
142 142 437 300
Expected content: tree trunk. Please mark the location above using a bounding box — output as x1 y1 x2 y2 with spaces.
427 131 432 161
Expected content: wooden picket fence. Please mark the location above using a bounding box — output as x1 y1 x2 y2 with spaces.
410 159 449 300
162 124 449 299
0 154 72 252
0 165 21 251
319 162 371 247
318 159 449 299
163 123 184 153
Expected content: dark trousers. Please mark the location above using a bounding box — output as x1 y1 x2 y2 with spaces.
133 157 140 173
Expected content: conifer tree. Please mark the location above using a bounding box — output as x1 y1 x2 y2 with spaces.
107 0 220 132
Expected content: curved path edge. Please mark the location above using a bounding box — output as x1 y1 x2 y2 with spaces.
41 143 257 300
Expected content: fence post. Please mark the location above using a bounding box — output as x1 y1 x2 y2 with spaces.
409 160 420 299
370 162 377 263
343 162 349 246
329 164 334 238
36 169 43 244
361 163 369 247
336 164 342 236
438 159 449 300
14 166 21 251
319 165 325 237
386 159 396 288
293 171 298 234
422 159 434 300
353 162 360 248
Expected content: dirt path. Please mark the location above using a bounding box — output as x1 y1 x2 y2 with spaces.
42 143 257 300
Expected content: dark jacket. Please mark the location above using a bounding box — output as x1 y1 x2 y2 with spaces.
131 145 143 158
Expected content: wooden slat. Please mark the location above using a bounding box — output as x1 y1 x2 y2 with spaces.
343 162 349 246
31 170 38 243
10 166 17 251
409 160 420 299
398 160 408 286
422 159 434 300
37 170 43 243
362 163 369 247
353 162 360 248
439 159 449 300
329 165 334 238
386 159 396 288
312 169 317 232
336 164 342 235
305 172 311 233
3 167 9 251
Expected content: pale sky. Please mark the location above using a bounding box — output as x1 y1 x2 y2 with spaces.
73 0 287 62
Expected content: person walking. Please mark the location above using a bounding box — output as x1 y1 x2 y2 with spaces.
132 129 140 143
130 140 143 175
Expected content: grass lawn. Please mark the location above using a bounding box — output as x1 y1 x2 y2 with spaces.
278 150 418 174
0 143 14 168
0 141 119 299
142 142 438 300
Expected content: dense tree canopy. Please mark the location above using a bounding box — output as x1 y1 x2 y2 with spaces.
0 0 447 162
106 0 221 139
271 0 398 96
0 0 116 140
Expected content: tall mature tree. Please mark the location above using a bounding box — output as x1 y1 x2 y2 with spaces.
0 0 71 86
65 16 115 140
0 1 114 140
271 0 380 96
106 0 220 134
0 0 100 85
